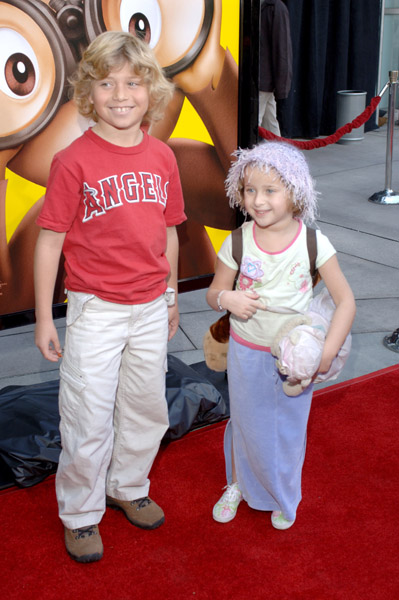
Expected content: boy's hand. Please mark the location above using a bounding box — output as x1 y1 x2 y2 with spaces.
167 305 180 341
35 320 62 362
222 290 266 321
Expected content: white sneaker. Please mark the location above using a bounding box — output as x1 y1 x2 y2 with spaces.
271 510 295 530
212 482 243 523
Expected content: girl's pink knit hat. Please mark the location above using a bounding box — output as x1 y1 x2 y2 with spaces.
225 141 318 223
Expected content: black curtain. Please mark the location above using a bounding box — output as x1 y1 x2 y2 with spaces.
239 0 261 149
277 0 381 139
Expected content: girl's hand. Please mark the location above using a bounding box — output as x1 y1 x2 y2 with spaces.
317 355 333 375
316 341 337 375
221 289 266 320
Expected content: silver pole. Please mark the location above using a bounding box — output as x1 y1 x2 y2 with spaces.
369 70 399 205
385 71 397 190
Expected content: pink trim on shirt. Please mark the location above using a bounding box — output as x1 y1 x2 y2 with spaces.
252 219 302 254
230 328 271 353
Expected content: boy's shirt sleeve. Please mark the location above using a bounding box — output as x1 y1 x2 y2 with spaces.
163 153 187 227
36 154 81 232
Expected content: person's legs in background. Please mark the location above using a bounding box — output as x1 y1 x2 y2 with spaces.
259 91 281 135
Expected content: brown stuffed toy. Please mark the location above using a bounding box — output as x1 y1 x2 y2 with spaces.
203 312 230 372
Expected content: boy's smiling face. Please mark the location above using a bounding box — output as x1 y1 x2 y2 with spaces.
89 61 149 145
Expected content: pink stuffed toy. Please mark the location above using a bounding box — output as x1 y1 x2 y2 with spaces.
270 287 352 396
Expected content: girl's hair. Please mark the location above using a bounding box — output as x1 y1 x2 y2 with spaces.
70 31 175 124
225 141 318 223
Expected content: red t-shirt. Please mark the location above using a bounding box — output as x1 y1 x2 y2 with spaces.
37 128 186 304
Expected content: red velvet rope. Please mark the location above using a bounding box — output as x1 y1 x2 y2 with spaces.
258 95 381 149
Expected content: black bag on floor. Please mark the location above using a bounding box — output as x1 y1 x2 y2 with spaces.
0 356 229 488
0 379 61 488
164 355 228 440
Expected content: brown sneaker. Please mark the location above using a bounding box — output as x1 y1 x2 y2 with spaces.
106 496 165 529
64 524 103 563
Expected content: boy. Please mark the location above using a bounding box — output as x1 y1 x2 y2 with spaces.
34 31 186 563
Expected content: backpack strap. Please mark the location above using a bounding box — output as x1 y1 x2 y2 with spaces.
231 227 243 282
210 228 243 341
306 226 320 287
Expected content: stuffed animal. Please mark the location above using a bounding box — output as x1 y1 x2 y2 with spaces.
203 312 230 372
271 287 352 396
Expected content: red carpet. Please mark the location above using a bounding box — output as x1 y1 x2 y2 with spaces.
1 366 399 600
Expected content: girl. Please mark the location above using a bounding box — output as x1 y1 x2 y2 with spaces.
206 141 355 529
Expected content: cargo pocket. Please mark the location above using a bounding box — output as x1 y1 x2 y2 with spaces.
59 354 87 428
60 355 86 393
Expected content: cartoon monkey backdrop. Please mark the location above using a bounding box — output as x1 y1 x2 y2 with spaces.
0 0 240 321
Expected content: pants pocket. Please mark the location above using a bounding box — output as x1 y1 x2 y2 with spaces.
59 354 87 429
60 354 86 393
66 291 95 326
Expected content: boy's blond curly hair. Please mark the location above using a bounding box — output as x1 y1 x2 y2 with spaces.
70 31 174 124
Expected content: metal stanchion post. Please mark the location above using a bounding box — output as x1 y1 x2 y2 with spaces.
369 70 399 205
373 71 399 353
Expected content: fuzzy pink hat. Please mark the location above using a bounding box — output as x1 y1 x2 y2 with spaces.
225 141 318 223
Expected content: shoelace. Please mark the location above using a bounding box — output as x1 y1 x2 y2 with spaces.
131 497 151 510
72 525 97 539
222 484 241 502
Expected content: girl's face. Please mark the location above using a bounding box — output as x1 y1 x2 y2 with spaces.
243 166 294 230
89 62 149 143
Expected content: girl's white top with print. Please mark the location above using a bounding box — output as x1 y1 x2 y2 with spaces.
218 220 336 348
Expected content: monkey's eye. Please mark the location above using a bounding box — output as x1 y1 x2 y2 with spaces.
0 0 75 149
119 0 161 47
0 29 38 98
85 0 214 77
